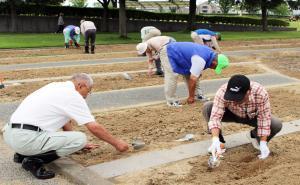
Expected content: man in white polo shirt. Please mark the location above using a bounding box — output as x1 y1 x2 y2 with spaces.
2 73 129 179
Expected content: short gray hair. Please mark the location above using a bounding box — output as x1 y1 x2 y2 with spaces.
71 73 93 88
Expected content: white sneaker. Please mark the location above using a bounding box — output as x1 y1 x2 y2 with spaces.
246 132 260 150
167 101 182 108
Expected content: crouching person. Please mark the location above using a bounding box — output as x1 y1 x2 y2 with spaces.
2 73 129 179
203 74 282 159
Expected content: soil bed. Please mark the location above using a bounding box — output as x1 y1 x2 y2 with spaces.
114 131 300 185
2 39 300 65
70 85 300 166
0 65 263 103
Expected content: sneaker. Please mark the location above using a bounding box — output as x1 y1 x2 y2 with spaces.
246 131 260 150
208 143 226 155
167 101 182 108
195 94 210 102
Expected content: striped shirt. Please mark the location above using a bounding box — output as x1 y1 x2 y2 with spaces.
208 81 271 137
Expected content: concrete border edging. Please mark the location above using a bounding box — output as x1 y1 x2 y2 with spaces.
48 157 113 185
87 120 300 179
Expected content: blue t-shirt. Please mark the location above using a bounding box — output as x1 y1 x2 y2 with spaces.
194 29 217 36
166 42 216 75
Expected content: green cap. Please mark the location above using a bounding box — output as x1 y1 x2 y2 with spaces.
215 54 229 75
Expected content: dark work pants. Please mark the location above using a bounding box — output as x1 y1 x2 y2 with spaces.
155 58 163 73
84 29 96 47
56 25 64 33
202 101 282 142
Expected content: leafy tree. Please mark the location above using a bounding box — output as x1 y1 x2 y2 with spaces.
270 2 291 16
70 0 87 7
287 0 300 10
111 0 117 8
244 0 285 31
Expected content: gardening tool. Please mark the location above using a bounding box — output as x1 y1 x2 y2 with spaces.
122 73 132 80
131 139 145 150
208 148 221 169
176 134 194 142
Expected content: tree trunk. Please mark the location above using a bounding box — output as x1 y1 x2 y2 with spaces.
119 0 127 38
261 2 268 31
187 0 196 31
102 5 109 32
9 0 17 32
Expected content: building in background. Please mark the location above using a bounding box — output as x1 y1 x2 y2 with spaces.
196 0 221 14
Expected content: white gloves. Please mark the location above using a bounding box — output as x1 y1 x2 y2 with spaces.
209 137 222 154
258 141 270 159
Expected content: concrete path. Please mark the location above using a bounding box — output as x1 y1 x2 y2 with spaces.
88 120 300 178
1 47 300 71
0 137 75 185
0 73 298 125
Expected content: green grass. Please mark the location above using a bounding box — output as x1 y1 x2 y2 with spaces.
1 30 300 49
289 21 300 31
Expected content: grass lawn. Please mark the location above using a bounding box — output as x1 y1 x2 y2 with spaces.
1 30 300 49
289 21 300 31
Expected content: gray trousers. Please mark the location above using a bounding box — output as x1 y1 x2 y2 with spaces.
202 101 282 142
3 123 87 157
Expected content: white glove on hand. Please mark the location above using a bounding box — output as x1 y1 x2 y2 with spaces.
258 141 270 159
209 137 222 155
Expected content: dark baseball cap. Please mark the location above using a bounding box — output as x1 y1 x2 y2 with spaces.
224 75 250 101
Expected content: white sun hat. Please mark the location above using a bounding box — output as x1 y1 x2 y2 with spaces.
136 42 148 55
75 27 80 34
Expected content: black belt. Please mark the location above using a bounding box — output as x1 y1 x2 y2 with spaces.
11 123 42 132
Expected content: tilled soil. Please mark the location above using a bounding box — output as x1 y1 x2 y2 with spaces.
0 65 263 103
1 39 300 65
70 85 300 166
262 51 300 79
114 132 300 185
1 40 300 185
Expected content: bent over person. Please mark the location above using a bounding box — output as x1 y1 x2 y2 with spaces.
63 25 81 49
136 36 175 76
140 26 164 76
80 19 97 54
2 73 129 179
159 42 229 107
191 28 222 53
204 74 282 159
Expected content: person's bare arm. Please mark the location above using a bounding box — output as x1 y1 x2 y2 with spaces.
146 50 155 75
85 122 129 152
211 37 221 53
187 75 198 104
211 127 220 138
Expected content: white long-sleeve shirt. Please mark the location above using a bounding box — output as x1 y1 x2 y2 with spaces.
80 21 96 35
